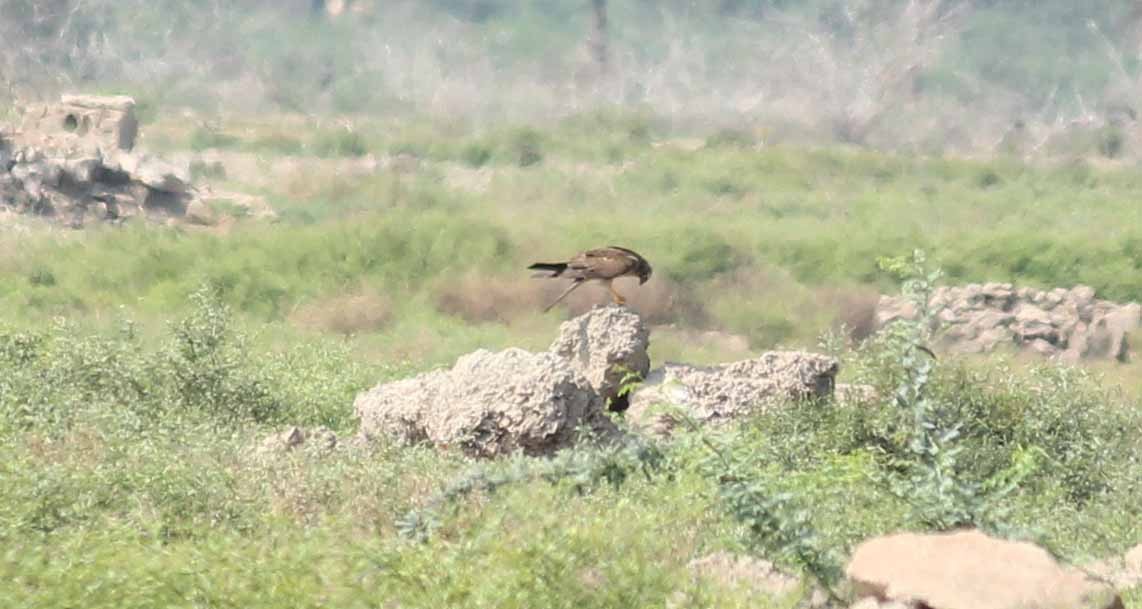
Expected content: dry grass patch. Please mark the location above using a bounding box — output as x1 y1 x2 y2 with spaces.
816 283 882 342
434 273 553 323
289 289 393 336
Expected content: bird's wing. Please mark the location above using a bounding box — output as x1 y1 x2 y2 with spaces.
565 248 638 280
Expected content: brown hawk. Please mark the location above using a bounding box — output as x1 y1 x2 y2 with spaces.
528 246 653 312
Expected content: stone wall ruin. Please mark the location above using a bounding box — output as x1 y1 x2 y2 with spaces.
877 283 1140 362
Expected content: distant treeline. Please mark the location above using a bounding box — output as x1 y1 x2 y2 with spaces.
3 1 1141 151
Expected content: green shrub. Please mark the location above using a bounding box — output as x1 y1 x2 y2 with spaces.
188 127 240 151
189 159 228 180
311 129 369 158
164 284 283 425
460 142 493 167
509 127 544 167
655 228 743 283
247 133 305 156
1098 127 1126 159
0 318 153 433
0 284 385 433
27 268 56 287
705 128 756 148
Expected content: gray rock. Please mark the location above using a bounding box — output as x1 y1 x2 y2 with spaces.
62 156 102 183
184 198 217 225
353 347 616 458
59 94 137 112
1071 285 1097 318
119 153 190 194
875 295 918 327
256 425 339 457
973 309 1016 330
1090 303 1140 361
0 136 10 170
1012 304 1059 344
980 282 1016 308
626 351 838 436
1026 338 1059 357
936 307 963 325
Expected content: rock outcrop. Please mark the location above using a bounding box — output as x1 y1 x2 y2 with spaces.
354 306 846 454
845 529 1124 609
354 347 616 459
549 305 650 411
626 351 839 436
877 283 1140 362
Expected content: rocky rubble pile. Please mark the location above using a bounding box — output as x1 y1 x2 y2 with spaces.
352 305 843 458
1 94 265 227
877 283 1140 362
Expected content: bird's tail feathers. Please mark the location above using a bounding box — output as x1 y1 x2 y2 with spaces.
528 262 568 277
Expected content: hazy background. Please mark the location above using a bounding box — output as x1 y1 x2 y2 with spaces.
5 0 1142 156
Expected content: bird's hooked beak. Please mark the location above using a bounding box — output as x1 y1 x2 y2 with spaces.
639 267 652 285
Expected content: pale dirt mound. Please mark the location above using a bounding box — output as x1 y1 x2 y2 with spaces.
845 529 1123 609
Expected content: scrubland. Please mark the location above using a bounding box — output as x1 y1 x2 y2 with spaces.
3 1 1142 606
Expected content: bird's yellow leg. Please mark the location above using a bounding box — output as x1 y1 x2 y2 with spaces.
607 280 626 305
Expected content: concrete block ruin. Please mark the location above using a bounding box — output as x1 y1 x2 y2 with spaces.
0 94 259 228
16 94 139 156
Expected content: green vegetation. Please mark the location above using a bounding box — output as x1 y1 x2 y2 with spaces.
1 258 1138 607
4 114 1142 361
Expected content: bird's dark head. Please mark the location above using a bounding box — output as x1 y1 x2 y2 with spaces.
637 260 653 285
607 245 653 285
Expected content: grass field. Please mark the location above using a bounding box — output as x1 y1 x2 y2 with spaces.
1 110 1140 607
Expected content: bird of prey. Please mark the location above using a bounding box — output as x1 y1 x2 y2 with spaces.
528 246 653 313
